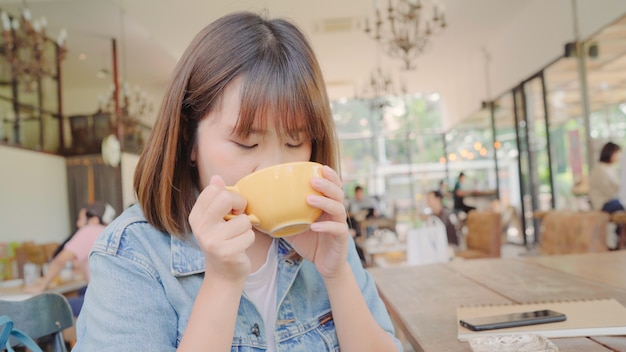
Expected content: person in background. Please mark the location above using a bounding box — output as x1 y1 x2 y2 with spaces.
347 185 381 219
73 12 400 351
618 146 626 205
453 172 476 214
438 179 452 208
50 202 116 260
589 142 623 213
422 190 458 247
346 185 382 239
589 142 623 249
24 201 115 316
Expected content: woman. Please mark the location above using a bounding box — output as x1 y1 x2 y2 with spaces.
589 142 623 213
74 12 401 351
24 201 113 315
589 142 623 249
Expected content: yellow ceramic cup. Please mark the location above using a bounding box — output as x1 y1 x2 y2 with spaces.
225 161 324 237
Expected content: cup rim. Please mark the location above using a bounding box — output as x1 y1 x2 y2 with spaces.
234 161 323 185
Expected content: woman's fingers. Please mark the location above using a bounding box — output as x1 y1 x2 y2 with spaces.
310 218 350 236
308 165 346 223
190 175 249 233
203 221 255 258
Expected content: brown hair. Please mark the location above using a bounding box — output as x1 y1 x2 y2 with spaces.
599 141 621 163
134 12 339 237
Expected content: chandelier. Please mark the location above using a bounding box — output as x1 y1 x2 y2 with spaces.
364 0 447 70
360 67 395 112
0 7 67 91
98 82 153 125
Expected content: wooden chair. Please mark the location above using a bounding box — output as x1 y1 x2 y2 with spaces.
359 217 397 239
455 211 502 259
42 242 61 261
539 210 609 255
0 293 74 351
14 242 59 279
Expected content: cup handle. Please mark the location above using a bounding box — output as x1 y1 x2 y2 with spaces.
224 186 261 225
224 213 261 225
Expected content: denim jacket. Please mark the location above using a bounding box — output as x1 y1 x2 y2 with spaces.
73 205 402 351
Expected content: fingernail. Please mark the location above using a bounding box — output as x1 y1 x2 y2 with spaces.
307 194 320 204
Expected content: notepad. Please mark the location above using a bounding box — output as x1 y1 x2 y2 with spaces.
457 298 626 340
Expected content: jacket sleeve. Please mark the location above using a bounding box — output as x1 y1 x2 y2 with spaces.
346 236 403 351
73 234 179 351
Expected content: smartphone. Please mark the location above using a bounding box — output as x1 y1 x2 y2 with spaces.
459 309 567 331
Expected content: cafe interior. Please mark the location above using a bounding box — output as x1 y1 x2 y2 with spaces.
1 0 626 351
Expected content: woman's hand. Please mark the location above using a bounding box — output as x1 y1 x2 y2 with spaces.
285 165 350 279
23 279 47 294
188 175 256 284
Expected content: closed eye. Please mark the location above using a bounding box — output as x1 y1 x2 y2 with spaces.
286 142 303 148
235 142 258 149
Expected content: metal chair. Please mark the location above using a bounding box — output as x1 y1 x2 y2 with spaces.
0 293 74 352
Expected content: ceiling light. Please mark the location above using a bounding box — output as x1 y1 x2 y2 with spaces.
0 7 67 91
364 0 447 70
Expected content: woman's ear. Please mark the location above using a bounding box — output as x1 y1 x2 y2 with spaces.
190 148 197 167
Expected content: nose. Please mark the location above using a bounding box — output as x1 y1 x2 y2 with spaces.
254 141 304 171
256 151 288 171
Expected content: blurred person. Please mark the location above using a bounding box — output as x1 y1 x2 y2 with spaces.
618 147 626 205
346 185 382 238
453 172 476 214
24 201 115 317
438 179 452 208
589 142 623 249
421 190 458 247
50 202 116 260
347 185 381 219
589 142 623 213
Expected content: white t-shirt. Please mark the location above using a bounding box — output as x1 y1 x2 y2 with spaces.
243 239 279 352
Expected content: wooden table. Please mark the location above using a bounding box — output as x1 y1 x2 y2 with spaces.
0 278 87 301
356 236 407 267
368 251 626 351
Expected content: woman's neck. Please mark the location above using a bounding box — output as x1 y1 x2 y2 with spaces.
247 231 274 272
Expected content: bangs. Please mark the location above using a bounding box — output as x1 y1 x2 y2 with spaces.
233 59 326 143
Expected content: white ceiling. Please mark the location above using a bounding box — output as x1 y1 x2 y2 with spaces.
0 0 531 112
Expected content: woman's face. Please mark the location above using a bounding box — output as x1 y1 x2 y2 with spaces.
611 150 621 164
192 78 312 189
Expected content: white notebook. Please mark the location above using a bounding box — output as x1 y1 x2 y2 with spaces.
457 298 626 341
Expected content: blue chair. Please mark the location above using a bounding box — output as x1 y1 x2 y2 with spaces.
0 293 73 352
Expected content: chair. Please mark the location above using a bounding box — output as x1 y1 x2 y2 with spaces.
0 293 74 351
14 242 59 279
406 216 450 266
455 211 502 259
539 210 609 255
358 217 397 239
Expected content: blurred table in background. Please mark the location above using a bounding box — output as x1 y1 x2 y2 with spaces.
0 277 86 301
